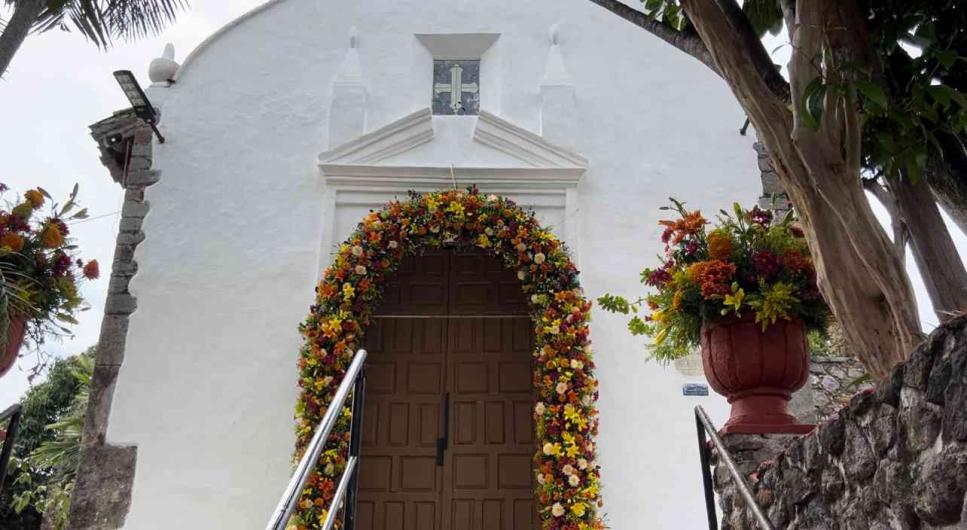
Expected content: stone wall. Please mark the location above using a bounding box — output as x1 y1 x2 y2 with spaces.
810 356 873 422
713 315 967 529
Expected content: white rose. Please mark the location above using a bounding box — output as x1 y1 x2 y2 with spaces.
355 265 367 275
556 382 568 395
543 442 555 456
534 252 546 264
487 194 499 202
537 472 546 485
518 270 526 280
570 359 583 370
388 240 398 249
562 464 575 476
351 245 363 257
516 242 527 252
578 458 588 470
535 402 546 415
485 227 494 236
551 503 565 517
569 474 580 487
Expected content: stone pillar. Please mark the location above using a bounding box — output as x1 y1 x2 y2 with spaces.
754 142 791 213
329 27 367 148
540 24 577 148
67 117 160 530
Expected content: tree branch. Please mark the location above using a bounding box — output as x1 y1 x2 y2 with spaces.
712 0 790 100
586 0 721 76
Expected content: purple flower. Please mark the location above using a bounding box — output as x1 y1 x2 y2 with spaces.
750 207 773 227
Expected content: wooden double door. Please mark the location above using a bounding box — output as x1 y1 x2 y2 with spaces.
356 249 539 530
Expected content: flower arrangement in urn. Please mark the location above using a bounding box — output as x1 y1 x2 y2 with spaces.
599 199 830 433
0 184 99 379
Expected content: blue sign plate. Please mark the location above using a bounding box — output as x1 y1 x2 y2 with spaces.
682 383 709 397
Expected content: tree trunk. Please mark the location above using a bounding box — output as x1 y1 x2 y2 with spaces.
680 0 924 378
926 133 967 236
0 0 45 79
891 177 967 320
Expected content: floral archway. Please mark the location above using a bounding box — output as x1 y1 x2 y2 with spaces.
292 187 603 530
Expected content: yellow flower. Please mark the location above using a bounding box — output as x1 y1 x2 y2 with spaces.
571 503 587 517
723 283 745 314
446 201 465 217
342 283 355 302
476 233 491 248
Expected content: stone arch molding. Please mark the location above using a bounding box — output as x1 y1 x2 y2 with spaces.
293 187 603 529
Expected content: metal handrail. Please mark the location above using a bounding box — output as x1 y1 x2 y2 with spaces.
266 349 368 530
0 403 23 496
694 406 775 530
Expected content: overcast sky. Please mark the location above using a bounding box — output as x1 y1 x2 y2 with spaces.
0 1 266 405
0 1 963 406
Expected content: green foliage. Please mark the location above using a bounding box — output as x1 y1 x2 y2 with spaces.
634 0 967 185
598 200 830 363
1 0 188 49
0 349 93 529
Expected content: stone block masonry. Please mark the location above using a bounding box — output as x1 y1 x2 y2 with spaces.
713 315 967 529
66 115 158 530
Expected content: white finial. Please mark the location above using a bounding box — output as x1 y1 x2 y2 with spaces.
148 42 179 84
549 24 560 45
348 26 358 49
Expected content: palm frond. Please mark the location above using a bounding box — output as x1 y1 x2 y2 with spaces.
30 0 187 48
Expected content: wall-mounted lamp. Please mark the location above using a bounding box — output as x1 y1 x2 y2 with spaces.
112 70 165 144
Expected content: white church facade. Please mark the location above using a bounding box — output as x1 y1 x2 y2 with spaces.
77 0 765 528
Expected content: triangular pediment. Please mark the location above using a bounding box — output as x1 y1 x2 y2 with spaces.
318 108 588 182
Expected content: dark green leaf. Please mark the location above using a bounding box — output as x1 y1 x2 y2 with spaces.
856 79 888 110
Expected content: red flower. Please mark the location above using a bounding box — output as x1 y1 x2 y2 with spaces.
752 250 781 280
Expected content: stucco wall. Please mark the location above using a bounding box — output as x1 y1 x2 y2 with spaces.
103 0 761 527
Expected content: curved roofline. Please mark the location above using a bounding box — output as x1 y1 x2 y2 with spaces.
173 0 290 82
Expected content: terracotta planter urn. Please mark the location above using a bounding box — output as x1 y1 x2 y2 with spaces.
700 315 815 434
0 316 27 379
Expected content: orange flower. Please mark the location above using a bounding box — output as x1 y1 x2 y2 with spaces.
707 230 733 260
24 189 44 209
659 210 707 244
687 260 735 298
40 224 63 248
0 232 24 252
82 260 100 279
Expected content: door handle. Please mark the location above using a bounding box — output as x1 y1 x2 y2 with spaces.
436 392 450 466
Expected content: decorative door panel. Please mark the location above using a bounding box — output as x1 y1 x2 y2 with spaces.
359 317 446 530
441 317 537 530
357 249 536 530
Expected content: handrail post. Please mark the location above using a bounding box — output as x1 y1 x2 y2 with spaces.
696 411 718 530
694 406 776 530
342 372 366 530
266 349 368 530
0 404 23 496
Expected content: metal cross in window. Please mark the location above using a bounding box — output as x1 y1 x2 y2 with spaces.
432 61 479 115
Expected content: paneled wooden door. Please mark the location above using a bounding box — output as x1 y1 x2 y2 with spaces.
356 249 538 530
